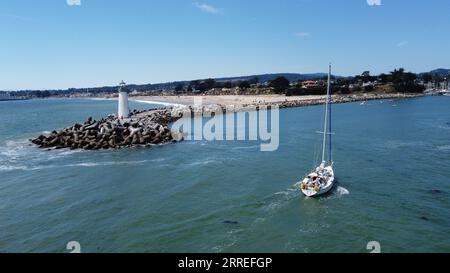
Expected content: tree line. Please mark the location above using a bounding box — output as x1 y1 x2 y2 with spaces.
176 68 443 96
175 77 260 93
4 68 447 98
284 68 439 96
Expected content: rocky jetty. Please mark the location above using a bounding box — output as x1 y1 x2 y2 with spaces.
31 108 182 150
269 93 423 110
168 93 424 115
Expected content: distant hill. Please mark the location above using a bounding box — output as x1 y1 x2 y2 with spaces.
140 73 332 91
0 73 335 94
213 73 330 83
420 68 450 77
6 69 448 94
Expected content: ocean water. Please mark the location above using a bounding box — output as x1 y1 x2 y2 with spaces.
0 97 449 253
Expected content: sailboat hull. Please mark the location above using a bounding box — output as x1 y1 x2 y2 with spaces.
300 166 335 197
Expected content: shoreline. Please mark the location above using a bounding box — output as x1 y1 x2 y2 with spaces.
133 99 186 108
130 93 426 112
7 93 430 110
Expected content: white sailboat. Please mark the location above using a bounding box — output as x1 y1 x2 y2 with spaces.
300 64 335 197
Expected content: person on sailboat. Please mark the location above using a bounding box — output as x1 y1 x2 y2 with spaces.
313 176 320 185
308 177 315 188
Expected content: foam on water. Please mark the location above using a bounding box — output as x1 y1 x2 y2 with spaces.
67 160 151 168
436 145 450 152
0 139 79 171
0 138 168 172
380 140 428 149
133 99 186 108
298 223 331 234
262 185 302 213
87 98 114 101
231 145 260 150
0 160 162 172
211 228 244 252
0 165 29 171
185 159 218 167
336 186 350 196
273 191 291 196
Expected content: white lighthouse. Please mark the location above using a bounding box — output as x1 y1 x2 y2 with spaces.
118 80 130 119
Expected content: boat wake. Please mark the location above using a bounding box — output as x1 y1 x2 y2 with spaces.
336 186 350 196
209 181 349 252
263 187 300 213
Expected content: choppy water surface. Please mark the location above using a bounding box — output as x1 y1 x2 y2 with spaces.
0 97 449 252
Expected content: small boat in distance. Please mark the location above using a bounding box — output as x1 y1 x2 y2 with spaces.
299 64 335 197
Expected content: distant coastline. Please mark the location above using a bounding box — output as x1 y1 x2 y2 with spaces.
0 98 29 102
2 67 448 101
0 92 432 111
2 67 447 111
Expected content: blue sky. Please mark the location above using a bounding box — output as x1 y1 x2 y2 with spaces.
1 0 449 90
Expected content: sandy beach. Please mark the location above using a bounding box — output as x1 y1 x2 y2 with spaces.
132 94 324 106
131 93 424 110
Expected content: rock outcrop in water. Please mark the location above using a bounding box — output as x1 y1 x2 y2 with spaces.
31 108 182 150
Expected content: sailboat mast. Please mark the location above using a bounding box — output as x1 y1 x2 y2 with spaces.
329 69 332 163
321 63 331 163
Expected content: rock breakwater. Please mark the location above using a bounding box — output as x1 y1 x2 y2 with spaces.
31 108 182 150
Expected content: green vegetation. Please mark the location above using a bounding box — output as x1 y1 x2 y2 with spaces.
185 68 431 96
5 68 448 98
389 68 423 93
285 68 429 96
269 77 290 93
239 81 251 89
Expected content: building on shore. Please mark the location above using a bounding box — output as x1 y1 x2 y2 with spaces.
0 92 11 100
0 92 29 101
302 80 319 89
